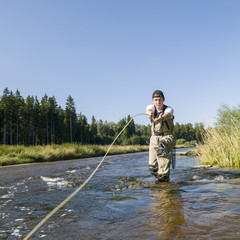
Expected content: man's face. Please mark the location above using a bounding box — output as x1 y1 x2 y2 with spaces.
152 97 164 109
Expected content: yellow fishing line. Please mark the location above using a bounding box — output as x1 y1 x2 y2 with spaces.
23 113 146 240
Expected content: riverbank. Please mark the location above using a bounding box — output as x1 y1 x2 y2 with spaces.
0 144 150 166
0 143 194 166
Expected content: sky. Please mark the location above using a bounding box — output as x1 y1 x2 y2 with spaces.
0 0 240 127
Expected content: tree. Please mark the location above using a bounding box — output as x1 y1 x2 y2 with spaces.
125 115 136 137
114 116 136 145
216 104 240 128
33 97 41 145
65 95 77 143
48 96 58 144
40 94 49 144
14 90 25 145
194 122 205 143
77 113 90 144
1 88 10 144
183 123 195 142
24 96 35 145
90 116 98 144
55 106 66 144
7 91 15 145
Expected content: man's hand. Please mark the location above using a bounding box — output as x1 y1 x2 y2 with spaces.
154 112 170 122
153 112 163 122
146 109 153 119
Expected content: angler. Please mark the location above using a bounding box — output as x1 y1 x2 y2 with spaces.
146 90 176 183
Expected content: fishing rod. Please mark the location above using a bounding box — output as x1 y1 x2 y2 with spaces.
23 113 147 240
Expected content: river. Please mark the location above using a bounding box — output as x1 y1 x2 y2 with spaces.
1 149 240 239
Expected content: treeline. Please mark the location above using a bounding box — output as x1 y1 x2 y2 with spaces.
0 88 204 146
0 88 150 145
174 122 205 144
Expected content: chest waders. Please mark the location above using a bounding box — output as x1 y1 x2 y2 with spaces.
149 105 176 183
152 104 174 136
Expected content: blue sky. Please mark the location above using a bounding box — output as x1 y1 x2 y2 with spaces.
1 0 240 127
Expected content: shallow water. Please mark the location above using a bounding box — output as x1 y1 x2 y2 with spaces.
1 149 240 239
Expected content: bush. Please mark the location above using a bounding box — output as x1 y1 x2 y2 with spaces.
176 139 186 145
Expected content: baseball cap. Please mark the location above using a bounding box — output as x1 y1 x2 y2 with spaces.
152 90 164 99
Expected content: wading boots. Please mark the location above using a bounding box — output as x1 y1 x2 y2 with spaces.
155 175 170 184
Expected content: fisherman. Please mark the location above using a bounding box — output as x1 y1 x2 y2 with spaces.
146 90 176 183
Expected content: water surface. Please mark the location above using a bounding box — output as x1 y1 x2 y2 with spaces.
1 150 240 239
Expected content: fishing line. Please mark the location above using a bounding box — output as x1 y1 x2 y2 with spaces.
23 113 147 240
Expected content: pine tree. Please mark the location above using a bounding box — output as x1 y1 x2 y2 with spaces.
15 90 25 145
90 116 97 144
55 106 66 144
65 95 77 143
40 95 49 144
24 96 35 145
77 113 89 144
48 96 58 144
1 88 10 144
33 97 41 145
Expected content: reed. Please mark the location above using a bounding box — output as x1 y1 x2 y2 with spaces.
0 144 149 166
198 122 240 168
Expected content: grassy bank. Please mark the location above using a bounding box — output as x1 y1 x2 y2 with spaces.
198 123 240 168
0 144 149 166
0 142 195 167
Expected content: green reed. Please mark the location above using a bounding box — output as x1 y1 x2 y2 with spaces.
198 122 240 168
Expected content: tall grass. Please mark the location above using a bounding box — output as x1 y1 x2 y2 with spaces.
198 122 240 168
0 144 149 166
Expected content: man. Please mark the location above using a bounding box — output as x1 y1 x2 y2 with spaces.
146 90 176 183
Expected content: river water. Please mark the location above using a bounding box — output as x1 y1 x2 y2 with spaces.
1 149 240 240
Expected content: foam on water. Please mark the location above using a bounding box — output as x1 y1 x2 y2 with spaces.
11 228 22 237
193 174 226 182
40 176 69 187
66 169 78 174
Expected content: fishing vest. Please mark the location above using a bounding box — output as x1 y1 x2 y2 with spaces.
152 105 174 136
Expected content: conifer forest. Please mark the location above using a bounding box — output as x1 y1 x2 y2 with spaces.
0 88 204 146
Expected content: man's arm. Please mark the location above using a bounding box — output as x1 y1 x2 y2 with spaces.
153 112 171 122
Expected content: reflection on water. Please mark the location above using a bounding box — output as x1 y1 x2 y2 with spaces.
1 150 240 239
148 184 186 240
